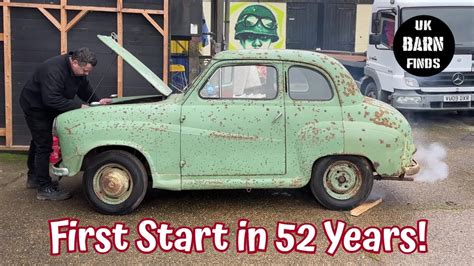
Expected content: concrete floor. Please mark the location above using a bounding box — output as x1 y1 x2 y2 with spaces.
0 112 473 264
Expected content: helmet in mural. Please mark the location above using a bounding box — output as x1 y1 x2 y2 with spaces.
234 5 279 42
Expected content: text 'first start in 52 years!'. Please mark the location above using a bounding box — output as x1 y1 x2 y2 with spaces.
48 218 429 256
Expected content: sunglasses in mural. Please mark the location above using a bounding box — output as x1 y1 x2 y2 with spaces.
238 14 278 30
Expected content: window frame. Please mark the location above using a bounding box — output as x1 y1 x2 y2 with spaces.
374 11 396 51
198 64 279 101
287 65 334 102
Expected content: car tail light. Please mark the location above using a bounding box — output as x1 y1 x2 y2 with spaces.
49 136 61 164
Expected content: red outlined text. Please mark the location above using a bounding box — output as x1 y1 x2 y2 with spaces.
323 219 428 256
49 218 130 256
134 218 230 254
48 218 428 255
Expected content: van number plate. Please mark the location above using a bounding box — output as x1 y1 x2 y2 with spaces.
443 95 471 102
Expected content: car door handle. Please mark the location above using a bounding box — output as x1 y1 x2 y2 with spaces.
272 111 283 123
369 56 377 61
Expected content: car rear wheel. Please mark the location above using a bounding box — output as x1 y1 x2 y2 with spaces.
83 150 148 215
310 156 373 210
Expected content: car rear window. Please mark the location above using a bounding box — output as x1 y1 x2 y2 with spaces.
288 66 333 101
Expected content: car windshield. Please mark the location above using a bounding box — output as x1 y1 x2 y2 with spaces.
402 7 474 48
181 60 214 94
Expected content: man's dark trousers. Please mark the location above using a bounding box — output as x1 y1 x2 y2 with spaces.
25 112 55 188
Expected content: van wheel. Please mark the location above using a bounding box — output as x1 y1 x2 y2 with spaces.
364 82 389 103
310 156 373 210
83 150 148 215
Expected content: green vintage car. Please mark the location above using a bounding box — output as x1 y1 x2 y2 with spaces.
52 35 419 214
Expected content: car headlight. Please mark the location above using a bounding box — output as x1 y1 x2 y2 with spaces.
395 96 422 105
404 77 419 87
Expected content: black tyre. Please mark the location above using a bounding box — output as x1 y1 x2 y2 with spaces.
310 156 373 210
83 150 148 215
364 81 389 103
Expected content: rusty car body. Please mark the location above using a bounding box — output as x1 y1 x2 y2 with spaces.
52 35 419 214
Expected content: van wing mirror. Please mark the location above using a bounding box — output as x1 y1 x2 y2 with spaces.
371 12 381 33
369 34 381 45
371 8 397 34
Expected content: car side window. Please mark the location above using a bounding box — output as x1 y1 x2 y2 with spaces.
199 65 278 99
288 66 333 101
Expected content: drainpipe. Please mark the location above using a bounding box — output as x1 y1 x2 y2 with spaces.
224 0 230 50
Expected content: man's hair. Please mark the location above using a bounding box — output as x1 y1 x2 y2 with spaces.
71 47 97 67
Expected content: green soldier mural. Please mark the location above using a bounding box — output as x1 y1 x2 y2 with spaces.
234 5 279 49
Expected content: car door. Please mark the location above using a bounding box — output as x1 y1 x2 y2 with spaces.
180 61 286 176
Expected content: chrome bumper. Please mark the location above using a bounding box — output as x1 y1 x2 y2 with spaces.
404 159 420 176
378 160 420 182
392 90 474 110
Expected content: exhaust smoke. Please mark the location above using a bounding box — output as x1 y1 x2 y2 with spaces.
413 142 449 183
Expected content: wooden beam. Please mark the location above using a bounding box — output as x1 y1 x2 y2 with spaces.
0 128 5 137
0 2 164 15
3 0 13 147
66 10 88 32
122 8 164 15
0 2 60 10
60 0 67 54
163 0 169 84
350 199 383 217
142 12 164 36
37 8 61 30
65 5 164 15
117 0 124 97
65 5 116 13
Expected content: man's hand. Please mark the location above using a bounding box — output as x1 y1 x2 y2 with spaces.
99 98 113 105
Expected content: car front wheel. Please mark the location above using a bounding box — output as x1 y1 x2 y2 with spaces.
310 156 373 210
83 150 148 215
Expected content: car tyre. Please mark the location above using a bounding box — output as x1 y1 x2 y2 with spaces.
83 150 148 215
310 156 373 210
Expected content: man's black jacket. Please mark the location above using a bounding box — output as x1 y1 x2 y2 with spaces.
20 53 99 116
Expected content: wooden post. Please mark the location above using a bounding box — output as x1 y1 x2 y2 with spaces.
3 0 12 147
60 0 67 54
117 0 123 97
163 0 169 84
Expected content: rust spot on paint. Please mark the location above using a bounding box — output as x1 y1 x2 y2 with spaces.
370 109 399 129
210 132 258 141
150 125 168 132
64 124 80 135
343 82 357 97
347 113 354 121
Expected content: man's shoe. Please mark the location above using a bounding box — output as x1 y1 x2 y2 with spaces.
36 185 72 201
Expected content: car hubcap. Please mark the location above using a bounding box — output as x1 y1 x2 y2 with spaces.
323 161 362 200
93 163 133 204
367 89 377 99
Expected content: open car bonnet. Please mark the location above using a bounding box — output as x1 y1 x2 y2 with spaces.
97 34 172 97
